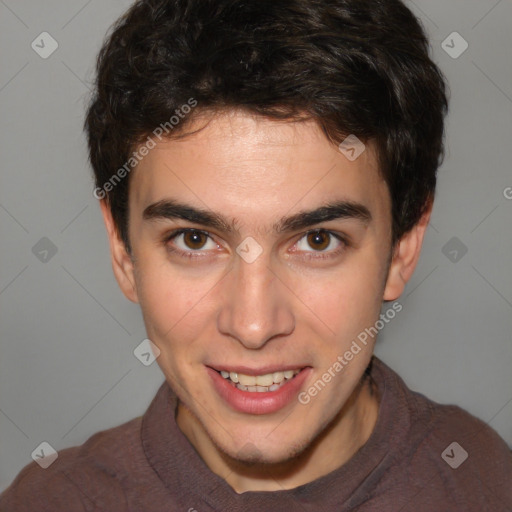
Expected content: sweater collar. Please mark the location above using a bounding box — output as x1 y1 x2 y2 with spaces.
141 357 409 511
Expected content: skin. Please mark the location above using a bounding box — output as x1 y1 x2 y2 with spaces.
100 109 431 493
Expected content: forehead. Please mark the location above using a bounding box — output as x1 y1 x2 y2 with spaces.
129 110 390 229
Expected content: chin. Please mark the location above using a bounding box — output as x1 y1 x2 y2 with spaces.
216 429 312 467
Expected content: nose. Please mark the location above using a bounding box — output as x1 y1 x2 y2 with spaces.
217 252 295 350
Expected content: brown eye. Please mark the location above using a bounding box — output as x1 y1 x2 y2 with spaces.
306 230 331 251
183 230 209 249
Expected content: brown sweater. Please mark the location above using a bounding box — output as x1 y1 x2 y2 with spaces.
1 357 511 511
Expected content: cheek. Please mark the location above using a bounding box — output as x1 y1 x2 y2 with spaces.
292 257 385 343
135 269 211 384
134 253 225 357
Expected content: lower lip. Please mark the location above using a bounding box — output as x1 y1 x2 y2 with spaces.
207 367 311 415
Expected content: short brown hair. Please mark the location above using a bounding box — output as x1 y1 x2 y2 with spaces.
85 0 449 251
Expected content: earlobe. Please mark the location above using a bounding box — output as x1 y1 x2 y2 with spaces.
99 200 139 303
383 200 433 301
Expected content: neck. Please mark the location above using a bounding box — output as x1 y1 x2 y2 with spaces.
177 375 380 493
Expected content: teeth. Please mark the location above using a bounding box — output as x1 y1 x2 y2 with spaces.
219 368 301 392
255 374 274 387
238 374 256 386
272 372 284 383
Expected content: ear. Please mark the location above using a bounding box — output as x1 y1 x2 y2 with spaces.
99 200 139 303
383 200 433 301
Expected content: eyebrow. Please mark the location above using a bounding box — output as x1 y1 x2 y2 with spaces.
142 199 372 233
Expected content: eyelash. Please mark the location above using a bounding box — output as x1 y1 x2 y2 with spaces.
294 232 348 261
163 229 217 260
163 228 349 261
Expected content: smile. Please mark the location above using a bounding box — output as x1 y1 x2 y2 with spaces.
208 366 311 415
218 369 301 392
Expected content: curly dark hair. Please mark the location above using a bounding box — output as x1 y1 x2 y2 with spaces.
85 0 449 252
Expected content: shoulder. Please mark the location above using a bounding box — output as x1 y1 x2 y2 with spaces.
0 416 143 512
407 383 512 471
389 371 512 508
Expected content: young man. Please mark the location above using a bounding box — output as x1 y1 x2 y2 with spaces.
1 0 511 510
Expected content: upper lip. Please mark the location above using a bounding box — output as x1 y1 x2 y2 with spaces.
208 364 309 375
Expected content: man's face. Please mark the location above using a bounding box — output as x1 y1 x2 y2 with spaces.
123 111 394 463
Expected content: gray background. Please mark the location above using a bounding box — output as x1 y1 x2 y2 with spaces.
1 0 511 493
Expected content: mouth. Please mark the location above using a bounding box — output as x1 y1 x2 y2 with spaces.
216 368 301 392
207 365 311 415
